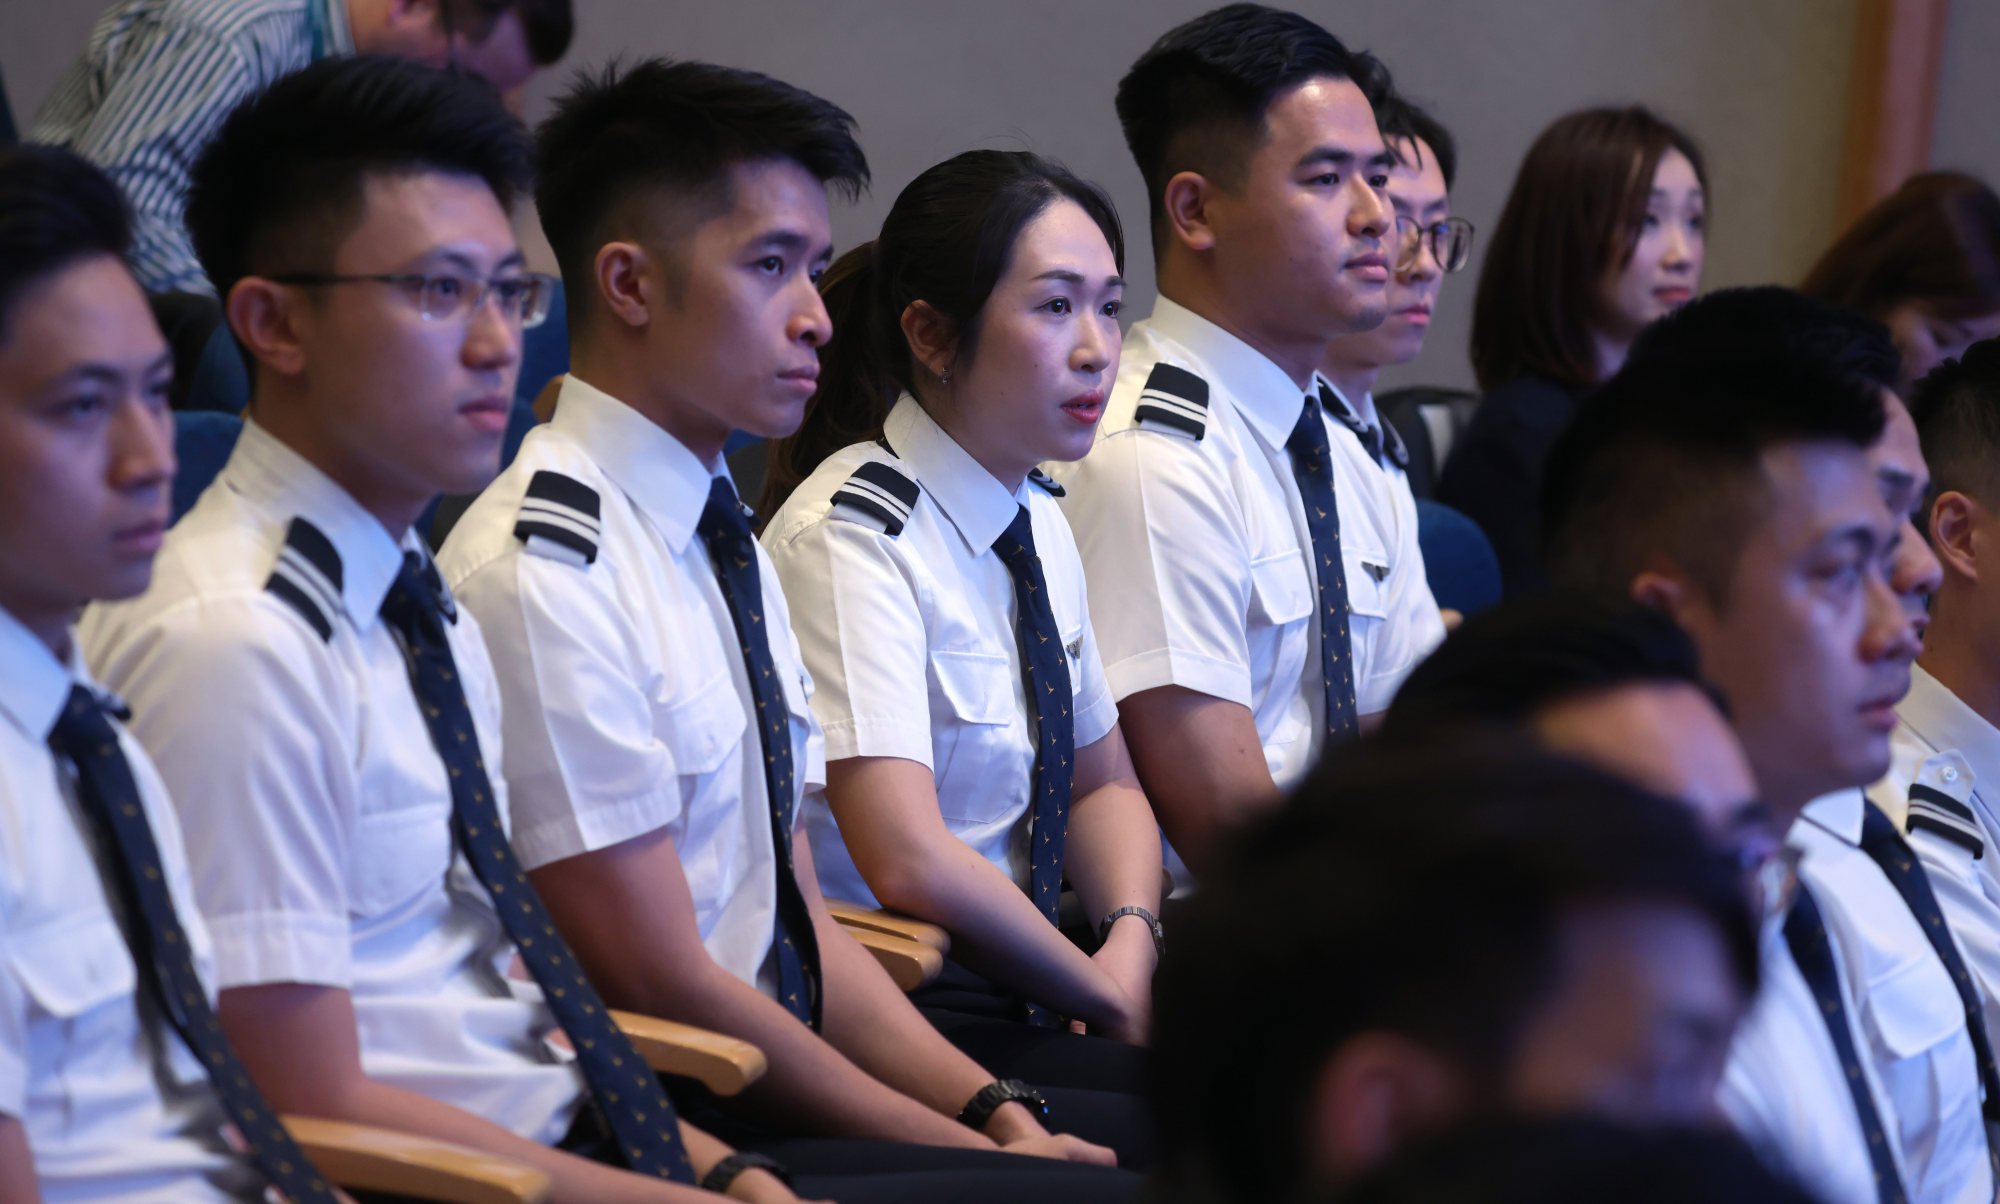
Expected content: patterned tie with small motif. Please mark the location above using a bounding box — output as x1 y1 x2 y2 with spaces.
695 477 823 1030
379 552 695 1183
1784 882 1907 1204
994 505 1075 1027
1287 389 1361 744
1857 801 2000 1145
49 688 338 1203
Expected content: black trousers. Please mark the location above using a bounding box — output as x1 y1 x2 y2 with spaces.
912 959 1155 1171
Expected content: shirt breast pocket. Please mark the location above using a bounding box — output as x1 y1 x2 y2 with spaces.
654 676 752 900
349 802 454 917
10 915 152 1087
654 675 750 780
1248 549 1314 630
1862 952 1971 1147
930 647 1025 825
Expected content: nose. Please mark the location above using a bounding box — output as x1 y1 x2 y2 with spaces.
1662 220 1697 271
793 279 833 348
1860 564 1922 666
1073 310 1114 376
111 395 176 496
1350 178 1389 240
463 289 523 374
1892 517 1943 641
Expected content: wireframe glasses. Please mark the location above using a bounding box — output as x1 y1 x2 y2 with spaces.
1393 215 1476 275
268 271 558 329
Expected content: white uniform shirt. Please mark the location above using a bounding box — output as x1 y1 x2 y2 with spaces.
761 396 1122 906
1719 888 1901 1204
440 375 824 999
1868 663 2000 1067
1051 297 1437 803
79 420 584 1144
1790 789 1995 1204
0 609 255 1202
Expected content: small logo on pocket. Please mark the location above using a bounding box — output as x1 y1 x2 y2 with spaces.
1065 638 1082 660
1364 562 1389 584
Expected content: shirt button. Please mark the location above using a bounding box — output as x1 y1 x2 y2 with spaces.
1943 766 1961 783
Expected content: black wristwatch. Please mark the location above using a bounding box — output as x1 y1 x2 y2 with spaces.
701 1151 793 1193
1098 905 1165 959
958 1078 1050 1132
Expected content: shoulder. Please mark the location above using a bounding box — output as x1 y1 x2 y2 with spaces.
1878 737 1985 861
777 443 922 540
442 431 609 586
1101 354 1214 444
1474 375 1583 434
91 490 317 653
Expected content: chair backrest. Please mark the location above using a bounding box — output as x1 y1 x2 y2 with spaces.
1379 385 1479 499
171 411 245 523
0 63 17 145
1415 497 1501 616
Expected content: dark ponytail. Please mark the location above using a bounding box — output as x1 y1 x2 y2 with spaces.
760 149 1123 516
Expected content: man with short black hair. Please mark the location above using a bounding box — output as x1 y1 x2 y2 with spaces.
1054 3 1401 881
78 56 752 1202
1544 286 1992 1204
440 57 1140 1197
33 0 574 296
1151 736 1757 1202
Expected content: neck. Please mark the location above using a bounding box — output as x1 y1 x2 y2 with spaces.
251 386 424 541
1588 327 1630 384
911 387 1031 492
1158 262 1323 390
2 599 73 663
1919 602 2000 731
1318 358 1379 411
570 343 728 469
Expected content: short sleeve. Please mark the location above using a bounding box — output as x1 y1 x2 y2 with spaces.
451 552 686 870
1062 430 1255 708
82 598 355 990
766 517 935 768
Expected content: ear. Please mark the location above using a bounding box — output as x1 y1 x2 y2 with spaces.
1932 491 1982 584
224 278 307 380
1162 171 1219 255
899 300 956 381
384 0 441 32
1304 1032 1466 1184
1630 564 1692 622
594 241 654 331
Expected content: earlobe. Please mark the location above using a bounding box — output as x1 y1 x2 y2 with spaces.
898 301 955 382
1630 568 1688 619
225 279 306 379
594 243 652 330
1163 172 1218 254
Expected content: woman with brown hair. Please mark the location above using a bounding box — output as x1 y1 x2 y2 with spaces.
1802 171 2000 395
1437 106 1707 597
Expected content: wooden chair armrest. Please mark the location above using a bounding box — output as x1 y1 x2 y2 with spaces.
282 1116 551 1204
610 1009 767 1096
846 925 945 991
825 900 952 954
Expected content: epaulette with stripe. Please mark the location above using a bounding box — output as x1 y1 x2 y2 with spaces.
829 461 920 536
266 517 343 643
1027 466 1065 497
1909 782 1985 859
514 470 601 566
1133 363 1210 440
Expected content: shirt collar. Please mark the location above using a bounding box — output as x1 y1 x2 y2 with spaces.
0 606 76 745
551 374 718 553
1148 296 1312 451
1899 663 2000 789
223 418 411 628
1799 787 1866 846
1318 378 1378 428
883 395 1026 555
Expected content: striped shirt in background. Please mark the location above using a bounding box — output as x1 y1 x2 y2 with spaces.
30 0 353 296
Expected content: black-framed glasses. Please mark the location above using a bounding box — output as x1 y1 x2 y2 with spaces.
1393 215 1476 274
268 271 558 328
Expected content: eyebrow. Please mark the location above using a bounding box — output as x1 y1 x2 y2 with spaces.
1876 463 1919 494
1033 269 1126 288
58 349 174 387
429 247 527 273
1649 188 1707 203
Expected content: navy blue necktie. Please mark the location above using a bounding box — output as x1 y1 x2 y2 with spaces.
49 688 338 1203
1858 802 2000 1137
1285 392 1361 744
696 477 822 1030
1784 883 1906 1204
994 506 1075 1026
379 554 696 1183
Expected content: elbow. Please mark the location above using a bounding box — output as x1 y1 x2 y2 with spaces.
857 855 948 922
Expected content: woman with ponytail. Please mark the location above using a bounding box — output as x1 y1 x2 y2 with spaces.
760 151 1163 1090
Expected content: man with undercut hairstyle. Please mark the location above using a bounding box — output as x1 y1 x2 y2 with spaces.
439 57 1142 1198
34 0 574 298
1543 286 1991 1204
1871 339 2000 1073
1053 3 1400 883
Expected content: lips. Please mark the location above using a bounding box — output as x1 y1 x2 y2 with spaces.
1345 252 1390 284
778 365 820 395
1653 286 1693 306
458 395 511 434
1062 389 1106 426
111 513 168 555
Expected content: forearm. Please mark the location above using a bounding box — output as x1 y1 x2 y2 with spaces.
867 831 1130 1028
0 1117 40 1204
1063 777 1164 924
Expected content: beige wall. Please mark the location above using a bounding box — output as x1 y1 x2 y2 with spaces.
2 0 1860 391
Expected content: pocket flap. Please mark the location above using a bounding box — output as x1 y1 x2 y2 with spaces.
1249 550 1313 626
932 648 1014 726
1864 952 1966 1059
654 675 750 777
11 916 137 1020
